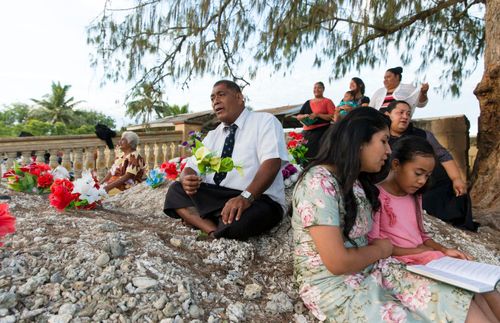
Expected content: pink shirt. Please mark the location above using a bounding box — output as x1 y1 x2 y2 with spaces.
368 186 444 265
368 186 430 246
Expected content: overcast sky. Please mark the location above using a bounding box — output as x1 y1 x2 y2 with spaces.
0 1 483 134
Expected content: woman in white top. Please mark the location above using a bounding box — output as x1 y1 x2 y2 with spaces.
370 66 429 116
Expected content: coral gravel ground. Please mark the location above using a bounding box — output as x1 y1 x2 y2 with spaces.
0 183 498 322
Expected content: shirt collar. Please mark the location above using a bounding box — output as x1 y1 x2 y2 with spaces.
222 107 250 131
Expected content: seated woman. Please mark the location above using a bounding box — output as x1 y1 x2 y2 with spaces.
101 131 145 195
292 108 479 322
370 66 429 116
383 100 478 231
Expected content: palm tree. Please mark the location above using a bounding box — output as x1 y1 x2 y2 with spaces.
125 83 169 125
31 82 83 124
165 104 189 116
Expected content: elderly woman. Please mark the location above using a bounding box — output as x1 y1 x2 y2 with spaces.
295 82 335 162
101 131 145 195
349 77 370 107
383 100 478 231
370 66 429 116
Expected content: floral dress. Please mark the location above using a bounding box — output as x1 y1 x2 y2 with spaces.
292 166 472 322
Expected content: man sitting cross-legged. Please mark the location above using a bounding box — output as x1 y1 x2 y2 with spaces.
163 80 288 240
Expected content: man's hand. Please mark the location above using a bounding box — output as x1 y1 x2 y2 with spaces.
452 177 467 196
221 196 251 225
181 174 202 196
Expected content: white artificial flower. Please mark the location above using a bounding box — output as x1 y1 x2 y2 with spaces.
72 170 107 203
51 165 70 180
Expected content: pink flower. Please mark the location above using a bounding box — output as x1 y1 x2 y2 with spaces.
297 201 315 227
397 284 431 311
380 302 407 323
299 284 326 321
307 255 323 268
344 273 365 289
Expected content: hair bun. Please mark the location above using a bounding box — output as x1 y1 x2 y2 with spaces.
388 66 403 74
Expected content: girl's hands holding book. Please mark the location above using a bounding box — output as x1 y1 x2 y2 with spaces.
443 247 473 260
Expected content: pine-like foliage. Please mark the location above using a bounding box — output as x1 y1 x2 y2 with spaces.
87 0 485 95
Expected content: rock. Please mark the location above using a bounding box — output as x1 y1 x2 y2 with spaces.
0 309 7 317
58 303 77 316
170 238 182 247
0 316 16 323
153 295 167 310
265 292 293 314
60 237 72 244
189 305 202 318
0 293 16 309
107 240 126 258
50 272 63 284
95 253 110 267
132 277 158 289
243 283 262 300
226 302 245 322
20 308 46 320
162 303 180 318
48 314 72 323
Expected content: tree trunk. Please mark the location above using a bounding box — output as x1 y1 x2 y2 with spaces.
470 0 500 209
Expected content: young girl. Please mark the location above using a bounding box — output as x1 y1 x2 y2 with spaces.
369 135 500 322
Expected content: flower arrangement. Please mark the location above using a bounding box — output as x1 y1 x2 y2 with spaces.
145 157 187 189
282 163 303 188
145 169 167 188
0 204 16 246
287 131 308 166
2 162 54 194
181 131 204 149
192 140 243 176
49 170 107 211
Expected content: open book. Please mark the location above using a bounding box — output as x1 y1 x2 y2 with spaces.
407 256 500 293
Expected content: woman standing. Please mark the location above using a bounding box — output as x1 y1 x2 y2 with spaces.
350 77 370 107
295 82 335 162
292 108 480 322
370 66 429 116
383 100 478 231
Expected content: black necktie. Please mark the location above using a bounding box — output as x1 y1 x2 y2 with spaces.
213 124 238 186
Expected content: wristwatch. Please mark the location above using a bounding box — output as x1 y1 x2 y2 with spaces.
240 190 255 203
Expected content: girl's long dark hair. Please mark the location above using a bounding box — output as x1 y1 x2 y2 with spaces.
297 108 390 246
390 136 436 233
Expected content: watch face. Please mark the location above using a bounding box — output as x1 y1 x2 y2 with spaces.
242 191 250 198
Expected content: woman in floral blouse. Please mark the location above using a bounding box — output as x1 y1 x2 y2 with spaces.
101 131 145 195
292 108 479 322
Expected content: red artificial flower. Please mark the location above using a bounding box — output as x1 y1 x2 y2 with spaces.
289 132 303 140
160 162 168 171
37 172 54 188
2 169 16 178
163 162 179 180
49 179 79 212
0 204 16 246
287 140 298 149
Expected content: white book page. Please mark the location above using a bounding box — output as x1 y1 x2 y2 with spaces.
426 256 500 287
407 265 492 292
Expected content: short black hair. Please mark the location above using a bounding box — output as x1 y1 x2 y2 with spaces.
213 80 242 93
315 81 325 89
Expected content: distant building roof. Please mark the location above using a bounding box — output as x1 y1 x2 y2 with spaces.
127 103 303 131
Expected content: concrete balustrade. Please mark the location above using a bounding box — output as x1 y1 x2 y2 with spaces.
0 131 183 179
